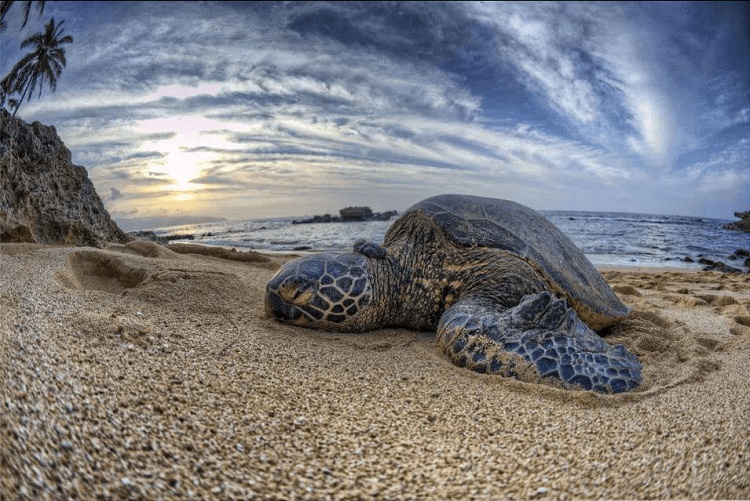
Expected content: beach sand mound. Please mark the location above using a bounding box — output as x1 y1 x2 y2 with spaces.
167 242 274 264
2 246 749 499
56 244 276 315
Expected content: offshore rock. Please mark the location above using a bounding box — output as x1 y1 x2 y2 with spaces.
126 230 168 244
339 206 373 221
0 111 128 246
723 211 750 233
293 207 398 225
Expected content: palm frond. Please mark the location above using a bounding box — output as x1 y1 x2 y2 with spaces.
6 15 72 115
20 0 45 29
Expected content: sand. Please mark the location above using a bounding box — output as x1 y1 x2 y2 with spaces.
1 241 749 500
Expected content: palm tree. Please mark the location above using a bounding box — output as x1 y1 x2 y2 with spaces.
5 17 72 116
0 0 45 31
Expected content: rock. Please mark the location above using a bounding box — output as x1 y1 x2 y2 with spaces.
735 248 749 258
702 262 744 274
339 206 373 221
723 211 750 233
683 256 694 263
0 220 34 242
373 210 398 221
126 230 168 244
163 233 194 241
292 214 336 225
0 111 128 246
293 207 398 225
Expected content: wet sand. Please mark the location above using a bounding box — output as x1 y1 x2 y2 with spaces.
1 242 749 499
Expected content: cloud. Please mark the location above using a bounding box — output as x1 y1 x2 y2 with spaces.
463 2 749 174
108 187 123 201
9 1 748 220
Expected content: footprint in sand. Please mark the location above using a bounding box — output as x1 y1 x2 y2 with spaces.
57 249 154 294
56 242 255 314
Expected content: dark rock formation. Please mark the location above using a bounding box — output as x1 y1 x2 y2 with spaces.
678 248 750 273
0 111 128 246
293 207 398 225
702 262 744 274
723 211 750 233
126 230 196 244
126 230 168 244
293 214 336 225
372 210 398 221
339 206 373 221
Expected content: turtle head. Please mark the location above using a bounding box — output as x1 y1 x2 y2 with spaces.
265 252 377 331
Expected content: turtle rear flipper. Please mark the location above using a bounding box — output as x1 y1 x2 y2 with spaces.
437 292 642 393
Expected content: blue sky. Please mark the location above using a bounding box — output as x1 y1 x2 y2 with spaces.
2 1 749 228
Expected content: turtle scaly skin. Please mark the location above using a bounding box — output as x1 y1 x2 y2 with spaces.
266 195 643 393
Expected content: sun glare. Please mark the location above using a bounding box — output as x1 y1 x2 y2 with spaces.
162 145 205 191
136 116 239 198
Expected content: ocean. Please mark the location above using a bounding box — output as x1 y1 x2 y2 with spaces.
151 211 750 269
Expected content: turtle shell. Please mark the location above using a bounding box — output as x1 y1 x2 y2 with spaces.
385 194 628 329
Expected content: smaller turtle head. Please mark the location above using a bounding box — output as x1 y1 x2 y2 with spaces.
265 252 377 331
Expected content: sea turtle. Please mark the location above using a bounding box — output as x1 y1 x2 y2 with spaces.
265 194 642 393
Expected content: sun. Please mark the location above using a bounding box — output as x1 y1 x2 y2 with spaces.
137 116 222 193
161 145 205 192
136 114 243 201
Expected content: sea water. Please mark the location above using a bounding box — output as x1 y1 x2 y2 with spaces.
151 211 750 269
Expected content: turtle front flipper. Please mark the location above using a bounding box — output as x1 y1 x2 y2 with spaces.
437 292 642 393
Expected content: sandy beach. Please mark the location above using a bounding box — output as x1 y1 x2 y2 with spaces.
1 241 749 499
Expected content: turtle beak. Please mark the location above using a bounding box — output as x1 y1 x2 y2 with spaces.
266 288 295 321
265 287 311 327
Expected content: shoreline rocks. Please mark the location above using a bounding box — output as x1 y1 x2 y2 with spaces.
126 230 195 244
0 111 128 247
723 211 750 233
680 248 750 273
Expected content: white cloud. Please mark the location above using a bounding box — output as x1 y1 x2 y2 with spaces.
12 1 748 220
463 2 714 170
468 2 604 125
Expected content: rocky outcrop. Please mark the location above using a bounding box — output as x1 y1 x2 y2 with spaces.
339 206 373 221
293 207 398 225
0 111 128 246
723 211 750 233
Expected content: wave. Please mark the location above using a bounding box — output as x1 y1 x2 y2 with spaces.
155 211 749 269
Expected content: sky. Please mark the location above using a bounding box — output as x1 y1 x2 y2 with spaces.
2 1 749 229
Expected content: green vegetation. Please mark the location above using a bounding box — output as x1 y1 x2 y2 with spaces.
0 0 73 116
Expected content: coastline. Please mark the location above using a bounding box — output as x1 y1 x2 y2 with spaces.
2 242 749 499
597 264 703 273
144 209 750 273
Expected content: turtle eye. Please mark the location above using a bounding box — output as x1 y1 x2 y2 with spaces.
279 281 314 306
290 286 315 307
